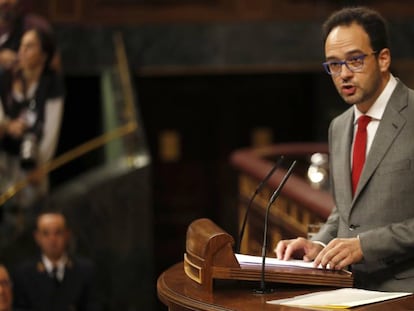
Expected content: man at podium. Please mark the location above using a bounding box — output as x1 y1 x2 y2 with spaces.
275 6 414 292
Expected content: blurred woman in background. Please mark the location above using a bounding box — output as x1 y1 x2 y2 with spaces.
0 27 64 236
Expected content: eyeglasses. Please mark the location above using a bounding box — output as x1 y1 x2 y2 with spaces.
322 52 377 76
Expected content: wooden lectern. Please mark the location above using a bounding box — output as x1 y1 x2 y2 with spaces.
184 218 353 292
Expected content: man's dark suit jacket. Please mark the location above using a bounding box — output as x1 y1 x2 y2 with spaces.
12 255 100 311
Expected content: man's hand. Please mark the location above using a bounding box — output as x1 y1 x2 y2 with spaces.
274 237 324 262
313 237 363 270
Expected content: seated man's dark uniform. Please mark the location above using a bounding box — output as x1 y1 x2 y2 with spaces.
12 255 100 311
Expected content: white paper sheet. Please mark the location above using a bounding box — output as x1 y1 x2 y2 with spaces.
235 253 320 269
267 288 412 309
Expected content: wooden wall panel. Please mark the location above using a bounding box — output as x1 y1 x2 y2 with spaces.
83 0 235 24
50 0 82 22
269 0 335 20
97 0 220 4
269 0 414 20
35 0 414 25
44 0 241 24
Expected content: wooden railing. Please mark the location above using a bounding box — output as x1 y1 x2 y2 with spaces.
230 143 334 256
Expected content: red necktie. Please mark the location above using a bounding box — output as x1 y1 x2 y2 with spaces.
352 115 371 195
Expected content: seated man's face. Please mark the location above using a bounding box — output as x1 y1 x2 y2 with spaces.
0 266 12 311
35 214 70 261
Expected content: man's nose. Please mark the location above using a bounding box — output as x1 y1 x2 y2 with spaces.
339 63 354 78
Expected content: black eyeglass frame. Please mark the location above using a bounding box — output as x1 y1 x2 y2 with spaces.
322 51 377 76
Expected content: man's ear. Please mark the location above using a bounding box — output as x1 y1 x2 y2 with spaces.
378 48 391 72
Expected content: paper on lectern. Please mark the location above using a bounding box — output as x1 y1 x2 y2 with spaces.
235 253 321 269
266 288 412 309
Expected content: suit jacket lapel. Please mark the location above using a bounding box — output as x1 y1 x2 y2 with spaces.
333 108 354 208
62 258 74 283
352 81 408 200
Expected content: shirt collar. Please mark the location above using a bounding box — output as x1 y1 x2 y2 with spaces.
41 254 68 273
353 74 397 123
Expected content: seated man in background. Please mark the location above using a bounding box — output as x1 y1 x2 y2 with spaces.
0 264 12 311
12 211 100 311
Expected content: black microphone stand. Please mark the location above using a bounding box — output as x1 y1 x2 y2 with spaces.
236 156 284 253
255 160 297 294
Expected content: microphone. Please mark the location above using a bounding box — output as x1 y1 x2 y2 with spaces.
255 160 297 294
236 156 284 253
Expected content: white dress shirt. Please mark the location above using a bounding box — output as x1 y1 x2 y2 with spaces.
42 254 68 282
352 74 397 161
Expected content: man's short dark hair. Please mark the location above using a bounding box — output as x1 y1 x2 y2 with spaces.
322 7 390 53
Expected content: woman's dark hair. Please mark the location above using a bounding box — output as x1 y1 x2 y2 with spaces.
26 28 56 70
322 7 390 53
